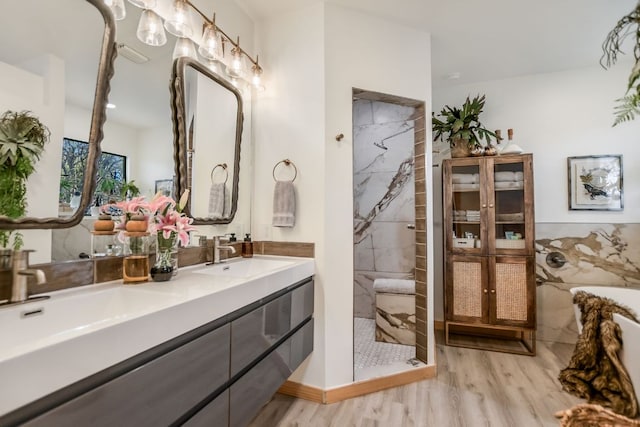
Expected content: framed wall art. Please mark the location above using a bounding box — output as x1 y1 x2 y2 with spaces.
155 178 174 199
567 155 623 211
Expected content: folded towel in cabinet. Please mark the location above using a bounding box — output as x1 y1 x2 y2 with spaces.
452 183 480 191
208 183 230 219
273 181 296 227
452 173 478 184
494 171 516 182
495 180 524 190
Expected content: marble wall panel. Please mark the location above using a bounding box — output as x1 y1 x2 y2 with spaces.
375 293 416 345
353 123 415 174
535 223 640 344
353 99 417 320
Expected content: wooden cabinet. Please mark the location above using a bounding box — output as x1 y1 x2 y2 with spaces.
443 154 535 355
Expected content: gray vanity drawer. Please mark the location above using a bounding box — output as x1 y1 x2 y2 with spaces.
230 319 314 427
25 324 231 427
290 319 314 370
291 280 314 329
229 339 292 427
230 292 292 377
183 390 229 427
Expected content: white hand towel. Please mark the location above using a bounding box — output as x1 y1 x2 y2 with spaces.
273 181 296 227
208 183 228 219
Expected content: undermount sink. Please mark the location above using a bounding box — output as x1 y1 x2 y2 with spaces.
194 257 296 278
0 286 178 361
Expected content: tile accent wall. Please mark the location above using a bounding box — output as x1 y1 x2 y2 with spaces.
536 223 640 343
0 241 314 299
413 110 427 363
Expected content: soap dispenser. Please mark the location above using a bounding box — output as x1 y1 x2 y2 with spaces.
242 233 253 258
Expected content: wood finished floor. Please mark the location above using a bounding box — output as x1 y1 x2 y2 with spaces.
249 334 581 426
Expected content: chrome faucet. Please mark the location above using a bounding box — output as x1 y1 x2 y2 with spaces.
212 236 236 264
10 250 46 303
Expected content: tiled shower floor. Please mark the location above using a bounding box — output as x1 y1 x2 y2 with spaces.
353 317 424 381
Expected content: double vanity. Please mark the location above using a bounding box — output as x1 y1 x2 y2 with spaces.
0 255 314 426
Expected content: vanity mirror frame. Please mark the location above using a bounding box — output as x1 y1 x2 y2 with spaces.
0 0 117 230
170 57 244 225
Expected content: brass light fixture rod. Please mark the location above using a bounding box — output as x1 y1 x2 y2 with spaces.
185 0 259 67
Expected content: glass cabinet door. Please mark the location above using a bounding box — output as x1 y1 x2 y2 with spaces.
449 162 482 252
488 156 533 255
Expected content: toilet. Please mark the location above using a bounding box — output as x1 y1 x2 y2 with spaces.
373 278 416 345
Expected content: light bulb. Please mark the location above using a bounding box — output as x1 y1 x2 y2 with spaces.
198 23 220 60
137 9 167 46
227 47 244 78
173 37 197 60
251 63 262 87
104 0 126 20
164 0 193 38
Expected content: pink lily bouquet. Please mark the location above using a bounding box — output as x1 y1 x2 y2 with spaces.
148 190 196 247
103 190 196 248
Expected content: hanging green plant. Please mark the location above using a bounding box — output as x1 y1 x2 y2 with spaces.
0 110 50 250
601 3 640 126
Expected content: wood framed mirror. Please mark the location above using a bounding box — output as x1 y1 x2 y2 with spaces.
170 57 244 225
0 0 116 230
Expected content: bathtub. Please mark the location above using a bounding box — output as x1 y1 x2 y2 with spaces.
569 286 640 399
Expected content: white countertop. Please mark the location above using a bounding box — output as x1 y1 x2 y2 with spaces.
0 255 314 416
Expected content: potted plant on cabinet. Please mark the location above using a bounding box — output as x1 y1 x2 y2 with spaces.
0 110 50 250
432 94 497 157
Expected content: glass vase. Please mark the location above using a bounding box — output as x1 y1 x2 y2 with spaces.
123 232 150 284
151 231 178 281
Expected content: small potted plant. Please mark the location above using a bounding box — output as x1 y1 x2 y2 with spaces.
432 95 497 158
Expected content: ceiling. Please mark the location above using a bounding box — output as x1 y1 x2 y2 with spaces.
237 0 637 88
3 0 636 132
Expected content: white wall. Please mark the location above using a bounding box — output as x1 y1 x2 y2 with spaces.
0 55 65 263
432 62 640 321
253 2 327 387
253 3 433 389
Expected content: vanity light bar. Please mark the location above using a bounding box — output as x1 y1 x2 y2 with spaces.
110 0 265 90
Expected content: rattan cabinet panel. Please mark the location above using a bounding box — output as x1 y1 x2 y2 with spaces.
443 154 536 355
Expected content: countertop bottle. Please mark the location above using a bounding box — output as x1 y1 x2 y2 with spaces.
242 233 253 258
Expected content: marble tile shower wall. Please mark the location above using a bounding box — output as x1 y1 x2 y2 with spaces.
536 223 640 343
353 99 416 319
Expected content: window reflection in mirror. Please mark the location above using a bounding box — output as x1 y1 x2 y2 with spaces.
51 4 175 263
0 0 115 263
59 138 127 217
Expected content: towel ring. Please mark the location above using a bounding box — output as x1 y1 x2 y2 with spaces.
273 159 297 182
211 163 229 184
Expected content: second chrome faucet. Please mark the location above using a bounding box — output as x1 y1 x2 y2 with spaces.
211 236 236 264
